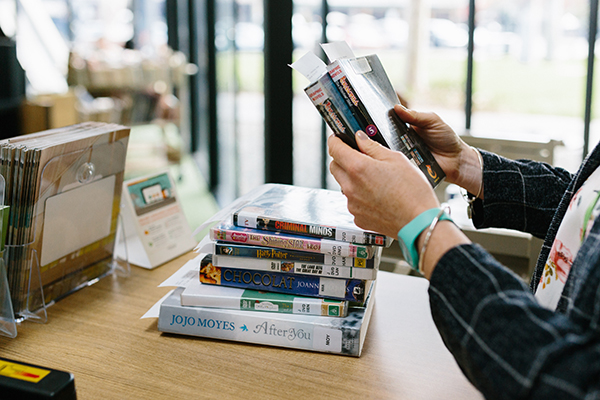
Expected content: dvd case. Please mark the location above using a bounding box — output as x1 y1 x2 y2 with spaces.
231 183 393 247
209 223 375 259
291 42 446 188
181 279 349 317
211 253 378 280
199 254 372 303
208 241 378 268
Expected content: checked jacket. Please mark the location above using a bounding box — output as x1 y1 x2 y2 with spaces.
429 144 600 399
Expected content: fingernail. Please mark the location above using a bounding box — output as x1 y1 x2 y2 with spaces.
357 130 369 141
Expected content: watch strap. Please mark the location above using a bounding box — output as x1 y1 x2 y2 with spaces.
398 208 452 269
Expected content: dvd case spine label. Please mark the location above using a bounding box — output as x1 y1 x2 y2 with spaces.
213 242 373 268
210 226 372 259
212 254 377 280
328 62 379 138
234 212 388 246
240 296 345 317
305 80 351 138
236 211 373 244
294 262 376 280
200 262 369 302
181 281 349 317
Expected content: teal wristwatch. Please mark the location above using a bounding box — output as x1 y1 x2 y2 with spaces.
397 208 452 269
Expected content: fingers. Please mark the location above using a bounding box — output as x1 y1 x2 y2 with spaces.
327 134 354 160
393 103 417 123
354 130 389 160
393 104 441 129
329 157 353 193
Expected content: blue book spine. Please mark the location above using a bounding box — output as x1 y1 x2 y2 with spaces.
200 255 369 303
319 73 363 135
305 74 361 149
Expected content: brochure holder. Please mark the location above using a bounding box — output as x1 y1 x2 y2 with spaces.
0 137 130 337
0 256 16 338
0 174 17 338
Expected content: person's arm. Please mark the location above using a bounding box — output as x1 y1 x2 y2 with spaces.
328 107 600 398
393 105 574 237
471 151 573 238
429 243 600 399
328 129 468 279
392 105 483 196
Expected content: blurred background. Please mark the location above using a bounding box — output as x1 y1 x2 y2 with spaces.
0 0 598 207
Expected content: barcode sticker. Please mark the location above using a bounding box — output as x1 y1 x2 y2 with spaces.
320 240 351 256
236 211 258 228
313 327 343 352
335 229 365 243
293 297 323 315
318 277 346 297
323 254 351 266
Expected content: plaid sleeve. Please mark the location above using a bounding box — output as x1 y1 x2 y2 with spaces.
429 243 600 400
470 150 573 238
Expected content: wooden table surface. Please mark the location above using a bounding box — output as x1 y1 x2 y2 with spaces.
0 252 483 399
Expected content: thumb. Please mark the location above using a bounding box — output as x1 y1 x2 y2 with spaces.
355 130 390 160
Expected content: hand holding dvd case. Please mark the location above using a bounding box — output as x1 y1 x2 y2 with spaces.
290 42 445 188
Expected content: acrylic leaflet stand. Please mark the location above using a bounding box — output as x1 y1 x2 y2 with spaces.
0 174 17 338
0 139 130 338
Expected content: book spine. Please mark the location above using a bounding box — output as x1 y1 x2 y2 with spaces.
209 226 372 259
158 300 362 356
181 288 348 317
389 111 446 187
212 254 378 280
311 74 363 149
213 242 374 268
319 73 363 133
200 260 368 302
328 61 388 145
305 79 353 144
232 212 388 247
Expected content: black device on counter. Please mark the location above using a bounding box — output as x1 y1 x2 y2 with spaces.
0 357 76 400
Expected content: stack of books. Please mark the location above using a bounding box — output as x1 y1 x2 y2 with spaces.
157 183 392 356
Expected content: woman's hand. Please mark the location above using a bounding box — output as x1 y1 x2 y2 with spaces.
394 105 482 197
328 130 439 238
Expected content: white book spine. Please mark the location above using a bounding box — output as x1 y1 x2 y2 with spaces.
158 289 365 356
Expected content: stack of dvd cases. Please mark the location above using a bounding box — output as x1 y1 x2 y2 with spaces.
157 183 391 356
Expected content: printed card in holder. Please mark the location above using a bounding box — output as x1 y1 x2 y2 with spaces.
120 171 196 269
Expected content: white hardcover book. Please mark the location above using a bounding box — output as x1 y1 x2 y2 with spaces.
158 283 376 357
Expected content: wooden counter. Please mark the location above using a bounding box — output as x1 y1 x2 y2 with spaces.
0 253 482 399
